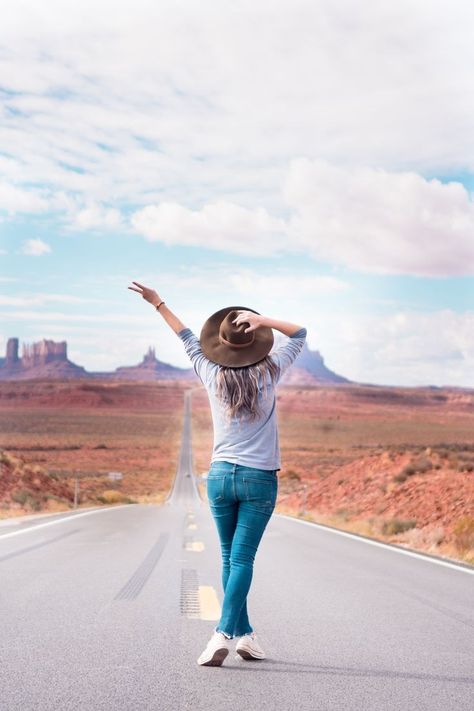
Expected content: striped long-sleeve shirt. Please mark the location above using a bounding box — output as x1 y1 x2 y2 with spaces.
177 326 307 471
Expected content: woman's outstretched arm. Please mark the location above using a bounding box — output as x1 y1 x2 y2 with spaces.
154 302 187 334
127 281 187 335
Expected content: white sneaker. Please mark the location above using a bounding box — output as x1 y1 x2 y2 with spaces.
197 631 231 666
235 631 266 660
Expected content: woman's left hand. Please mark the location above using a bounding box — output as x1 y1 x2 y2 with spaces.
232 310 263 333
128 281 162 307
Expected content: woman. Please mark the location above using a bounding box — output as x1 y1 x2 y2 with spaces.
128 280 307 667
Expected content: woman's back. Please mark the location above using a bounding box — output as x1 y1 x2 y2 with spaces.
178 326 307 471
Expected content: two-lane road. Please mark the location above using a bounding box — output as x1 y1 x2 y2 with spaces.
1 390 473 710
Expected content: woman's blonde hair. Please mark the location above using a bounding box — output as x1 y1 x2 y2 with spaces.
214 355 280 425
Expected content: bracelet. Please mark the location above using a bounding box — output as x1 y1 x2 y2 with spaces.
155 301 165 311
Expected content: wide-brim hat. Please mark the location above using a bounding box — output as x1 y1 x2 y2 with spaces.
200 305 274 368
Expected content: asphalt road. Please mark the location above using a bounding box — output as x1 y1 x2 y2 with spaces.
1 389 473 711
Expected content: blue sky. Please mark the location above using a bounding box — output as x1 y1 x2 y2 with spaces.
1 0 473 387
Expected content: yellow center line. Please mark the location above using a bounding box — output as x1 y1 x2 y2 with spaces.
198 586 221 620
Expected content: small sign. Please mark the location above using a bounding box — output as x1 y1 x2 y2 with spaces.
108 472 123 481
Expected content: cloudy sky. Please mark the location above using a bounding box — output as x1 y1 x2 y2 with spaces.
1 0 473 387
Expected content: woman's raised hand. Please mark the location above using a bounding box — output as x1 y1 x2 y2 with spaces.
232 310 263 333
127 280 161 307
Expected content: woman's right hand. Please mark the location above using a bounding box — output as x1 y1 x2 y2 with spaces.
232 310 264 333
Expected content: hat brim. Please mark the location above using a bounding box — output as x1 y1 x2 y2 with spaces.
200 305 274 367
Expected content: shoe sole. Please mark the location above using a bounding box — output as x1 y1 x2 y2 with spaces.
236 647 265 660
198 647 229 666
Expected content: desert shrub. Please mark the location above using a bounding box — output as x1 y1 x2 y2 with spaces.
94 443 107 449
11 489 41 510
44 494 70 504
98 490 121 504
381 518 417 535
335 508 351 521
284 469 301 481
393 472 408 483
11 489 33 505
446 455 474 471
458 451 474 460
453 516 474 552
320 421 335 433
0 450 13 464
97 489 127 504
404 526 445 548
412 457 433 473
458 461 474 472
29 497 41 511
454 452 474 472
437 443 474 453
426 526 444 546
427 526 445 546
397 456 433 480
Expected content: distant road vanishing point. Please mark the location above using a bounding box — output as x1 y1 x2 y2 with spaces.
0 389 473 711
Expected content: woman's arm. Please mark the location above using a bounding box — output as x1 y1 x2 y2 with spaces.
127 281 187 335
155 302 187 335
232 310 304 337
258 316 305 337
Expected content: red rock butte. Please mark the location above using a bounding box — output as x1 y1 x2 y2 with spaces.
0 336 350 385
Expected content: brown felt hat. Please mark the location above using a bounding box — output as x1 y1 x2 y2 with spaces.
199 306 274 368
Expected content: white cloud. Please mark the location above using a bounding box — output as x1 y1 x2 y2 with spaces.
20 238 51 256
0 293 103 306
130 200 287 256
221 270 349 298
129 159 474 275
0 182 50 214
0 0 473 225
69 201 123 230
0 266 350 323
283 158 474 276
307 308 474 388
0 309 151 323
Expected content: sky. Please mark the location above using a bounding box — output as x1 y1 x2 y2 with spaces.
1 0 473 387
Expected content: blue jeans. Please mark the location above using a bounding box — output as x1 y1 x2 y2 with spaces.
206 460 278 639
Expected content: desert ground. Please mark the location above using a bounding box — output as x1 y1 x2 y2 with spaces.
1 378 473 565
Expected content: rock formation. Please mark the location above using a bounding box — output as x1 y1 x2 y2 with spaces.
22 339 68 368
0 338 194 381
113 346 194 381
0 337 88 380
279 341 351 386
6 337 20 365
0 335 350 384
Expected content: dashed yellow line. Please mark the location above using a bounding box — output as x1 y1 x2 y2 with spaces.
198 586 221 620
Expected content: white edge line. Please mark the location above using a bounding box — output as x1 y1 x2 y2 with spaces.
275 513 474 576
0 504 138 540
